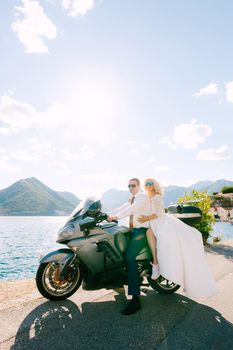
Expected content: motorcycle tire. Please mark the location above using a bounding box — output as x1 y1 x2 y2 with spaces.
36 262 83 301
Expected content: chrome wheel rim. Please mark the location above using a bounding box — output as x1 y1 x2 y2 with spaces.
42 263 80 297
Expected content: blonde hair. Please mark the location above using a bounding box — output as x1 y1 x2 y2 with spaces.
144 178 163 195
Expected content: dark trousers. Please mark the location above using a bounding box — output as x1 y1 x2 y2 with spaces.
126 227 148 296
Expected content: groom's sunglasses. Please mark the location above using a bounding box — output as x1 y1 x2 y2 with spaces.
145 182 154 186
128 184 137 188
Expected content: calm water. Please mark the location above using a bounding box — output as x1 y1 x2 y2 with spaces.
0 216 67 281
0 217 233 281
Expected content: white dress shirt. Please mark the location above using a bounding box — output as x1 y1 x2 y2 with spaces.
109 192 151 228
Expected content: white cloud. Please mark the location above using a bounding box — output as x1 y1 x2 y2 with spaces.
225 81 233 102
0 140 53 166
12 0 57 54
0 154 22 173
79 146 95 160
143 143 151 148
64 132 73 139
62 149 80 160
0 127 9 135
11 150 40 162
128 148 139 157
95 132 118 147
197 145 232 160
160 119 212 150
159 136 177 150
1 77 118 135
0 95 36 130
152 165 169 172
62 145 95 161
33 142 54 155
0 161 21 173
148 157 157 163
126 140 137 145
218 97 224 104
50 162 71 175
37 103 68 128
0 147 6 154
62 0 95 16
0 95 67 132
0 140 55 168
193 83 218 97
28 137 39 143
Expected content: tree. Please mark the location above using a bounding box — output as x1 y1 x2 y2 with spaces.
177 189 215 244
221 186 233 194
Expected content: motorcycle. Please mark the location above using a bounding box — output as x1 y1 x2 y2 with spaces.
36 197 201 301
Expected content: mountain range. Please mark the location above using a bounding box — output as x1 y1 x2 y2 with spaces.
0 177 232 215
102 179 233 210
0 177 81 216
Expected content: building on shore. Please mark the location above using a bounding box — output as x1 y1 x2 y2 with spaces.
210 192 233 221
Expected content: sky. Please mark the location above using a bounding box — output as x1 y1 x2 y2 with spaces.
0 0 233 199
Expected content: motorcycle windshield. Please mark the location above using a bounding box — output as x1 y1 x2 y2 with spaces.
68 196 102 220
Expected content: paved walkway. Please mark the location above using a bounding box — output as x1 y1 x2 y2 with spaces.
0 240 233 350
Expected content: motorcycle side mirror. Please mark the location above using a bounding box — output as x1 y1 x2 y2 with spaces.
79 216 96 231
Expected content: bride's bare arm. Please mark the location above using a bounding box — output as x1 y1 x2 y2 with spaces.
148 213 158 220
138 213 158 223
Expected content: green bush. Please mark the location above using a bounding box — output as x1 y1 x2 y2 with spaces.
221 186 233 194
178 189 215 244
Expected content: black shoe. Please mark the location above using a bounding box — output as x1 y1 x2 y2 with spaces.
121 298 141 315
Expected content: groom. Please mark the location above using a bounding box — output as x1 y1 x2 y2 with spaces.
108 178 151 315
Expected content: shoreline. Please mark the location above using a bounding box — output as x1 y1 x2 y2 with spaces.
0 278 40 310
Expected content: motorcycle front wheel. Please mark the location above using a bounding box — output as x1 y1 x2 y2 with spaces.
36 262 83 301
148 276 180 294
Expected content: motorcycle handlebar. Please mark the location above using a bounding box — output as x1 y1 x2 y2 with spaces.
98 213 108 221
96 213 118 224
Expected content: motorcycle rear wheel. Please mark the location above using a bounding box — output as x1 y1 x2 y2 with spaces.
148 276 180 294
36 262 83 301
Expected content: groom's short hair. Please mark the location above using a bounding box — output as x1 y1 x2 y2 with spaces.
129 178 140 185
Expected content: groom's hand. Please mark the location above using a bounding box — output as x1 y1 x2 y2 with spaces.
138 215 149 223
107 215 117 222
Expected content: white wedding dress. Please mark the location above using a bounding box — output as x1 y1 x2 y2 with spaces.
149 195 217 298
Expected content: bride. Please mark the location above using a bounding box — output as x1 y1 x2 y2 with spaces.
138 178 217 298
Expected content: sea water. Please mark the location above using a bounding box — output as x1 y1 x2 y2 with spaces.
0 216 66 281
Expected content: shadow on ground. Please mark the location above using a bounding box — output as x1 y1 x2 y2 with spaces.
205 243 233 262
10 289 233 350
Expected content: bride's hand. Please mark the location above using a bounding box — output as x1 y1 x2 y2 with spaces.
138 215 149 223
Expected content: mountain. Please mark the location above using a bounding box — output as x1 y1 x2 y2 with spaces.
0 177 81 216
101 179 233 210
163 186 188 207
57 191 80 207
101 188 129 212
197 179 233 194
189 181 213 191
164 179 233 206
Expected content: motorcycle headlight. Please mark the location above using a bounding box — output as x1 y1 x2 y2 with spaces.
57 224 75 240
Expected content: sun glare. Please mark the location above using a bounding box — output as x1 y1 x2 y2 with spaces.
66 80 118 131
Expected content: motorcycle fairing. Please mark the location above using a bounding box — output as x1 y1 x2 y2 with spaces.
39 248 75 277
